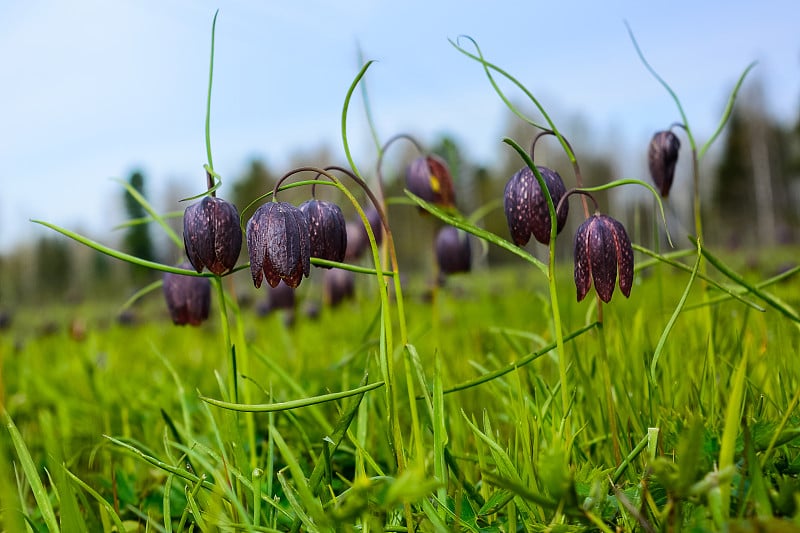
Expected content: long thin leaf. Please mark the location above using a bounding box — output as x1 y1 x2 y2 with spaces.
625 21 692 149
649 244 703 384
699 62 757 160
65 468 127 533
112 177 183 248
31 220 212 276
4 411 60 533
718 351 749 521
199 380 384 412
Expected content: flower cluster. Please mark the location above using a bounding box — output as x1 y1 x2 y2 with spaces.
167 120 673 323
501 147 641 303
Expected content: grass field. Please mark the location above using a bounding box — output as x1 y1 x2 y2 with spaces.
2 247 800 531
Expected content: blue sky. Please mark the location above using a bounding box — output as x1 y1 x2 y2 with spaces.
1 1 798 253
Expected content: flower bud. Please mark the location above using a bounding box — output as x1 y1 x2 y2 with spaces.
246 202 311 289
504 166 569 246
435 225 471 275
299 199 347 266
323 268 356 307
183 196 242 276
648 130 680 197
163 263 211 326
406 155 456 207
574 214 634 303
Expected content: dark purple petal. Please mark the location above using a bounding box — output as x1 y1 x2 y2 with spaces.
300 200 347 265
246 203 271 288
183 196 242 276
209 198 242 275
324 268 356 307
406 155 456 207
247 202 311 289
504 166 569 246
648 131 680 197
529 167 568 245
183 199 214 273
435 225 471 275
163 263 211 326
589 217 617 303
504 168 536 246
574 219 592 302
607 216 634 297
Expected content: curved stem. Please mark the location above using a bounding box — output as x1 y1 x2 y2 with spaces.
375 133 425 204
625 21 695 152
205 11 219 174
531 130 590 218
451 36 577 165
558 188 599 217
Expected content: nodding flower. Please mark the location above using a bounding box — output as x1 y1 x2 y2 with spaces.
406 154 456 208
246 201 311 289
183 196 242 276
323 267 356 307
299 199 347 266
573 213 634 303
648 130 680 197
504 166 569 246
163 263 211 326
435 225 471 276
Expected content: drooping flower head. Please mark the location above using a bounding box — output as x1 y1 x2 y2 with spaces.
406 154 456 208
648 130 681 197
299 199 347 266
323 267 356 307
246 201 311 289
163 263 211 326
435 225 471 275
504 166 569 246
574 213 634 303
183 196 243 276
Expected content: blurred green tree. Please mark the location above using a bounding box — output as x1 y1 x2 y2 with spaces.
123 170 156 280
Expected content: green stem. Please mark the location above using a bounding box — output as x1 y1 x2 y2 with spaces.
205 10 219 172
212 276 236 403
548 236 570 442
505 137 571 441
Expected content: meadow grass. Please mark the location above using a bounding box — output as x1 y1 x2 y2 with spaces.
2 253 799 531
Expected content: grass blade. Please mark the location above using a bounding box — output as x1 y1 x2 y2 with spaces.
31 219 212 276
4 410 61 533
65 467 126 533
649 244 702 384
199 380 384 412
718 350 749 522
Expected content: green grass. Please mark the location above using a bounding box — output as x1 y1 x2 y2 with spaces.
2 253 800 531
